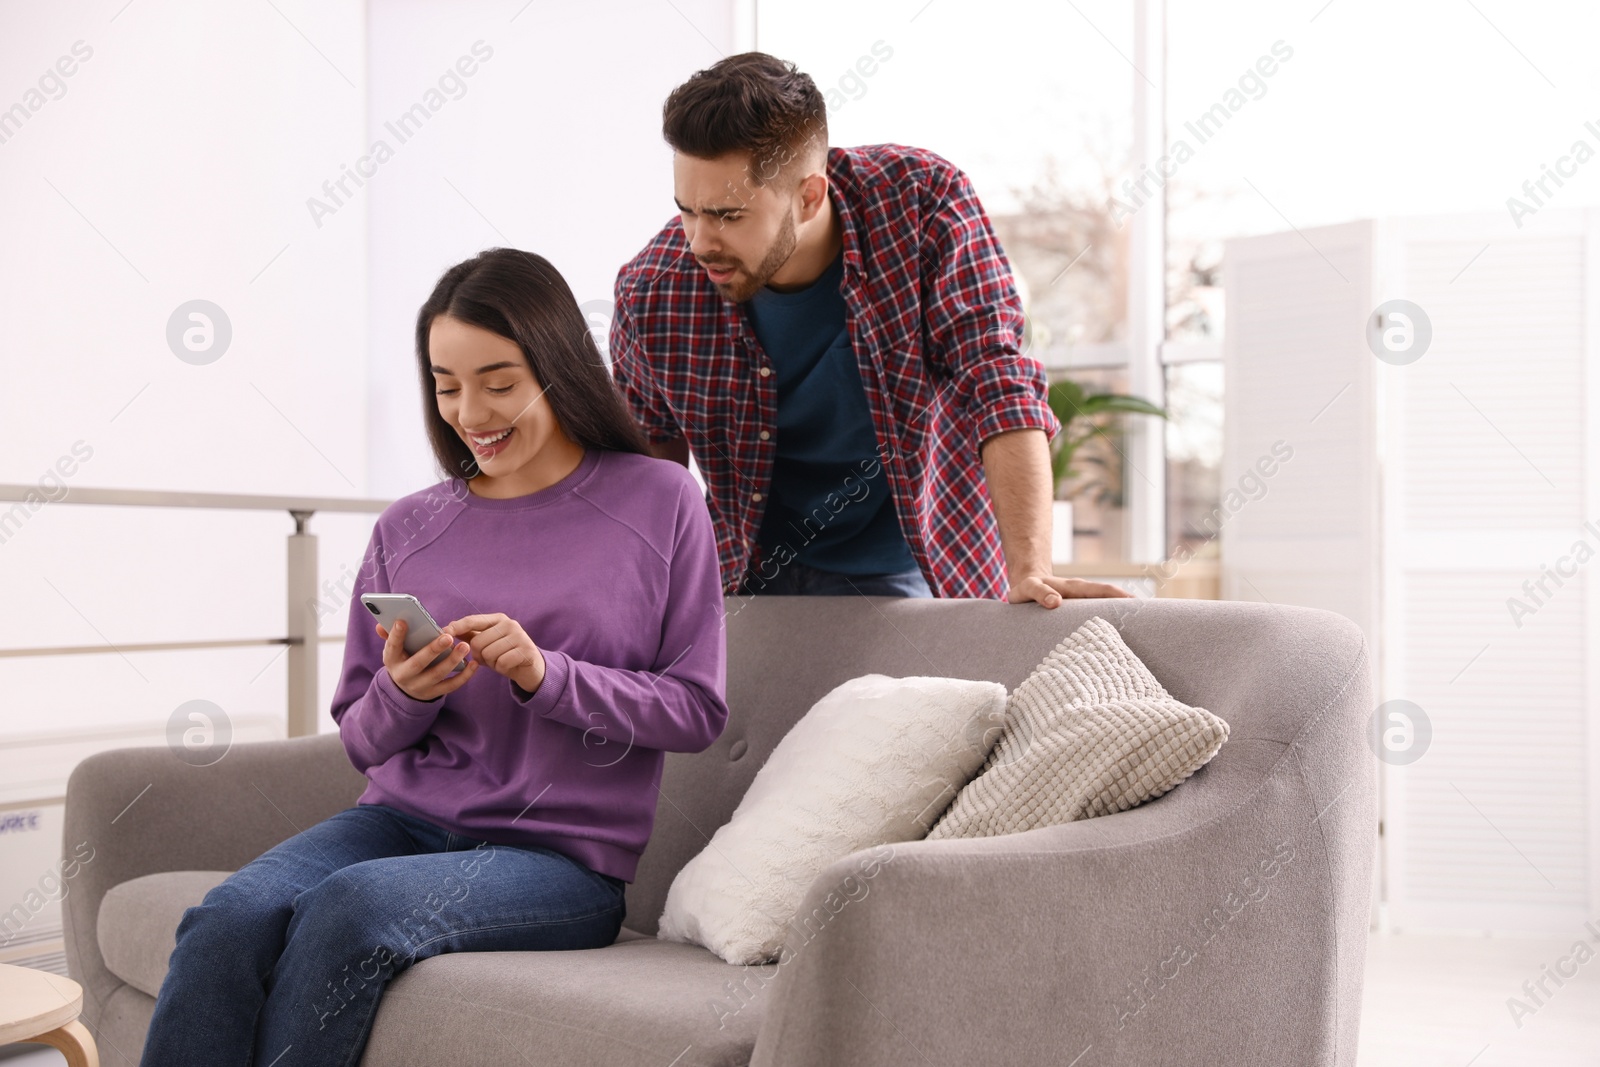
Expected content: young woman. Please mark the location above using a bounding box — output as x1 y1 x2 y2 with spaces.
139 248 729 1067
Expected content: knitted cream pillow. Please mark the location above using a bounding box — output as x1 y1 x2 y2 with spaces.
927 616 1228 839
658 674 1007 966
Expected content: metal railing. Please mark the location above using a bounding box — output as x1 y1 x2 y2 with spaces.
0 483 390 739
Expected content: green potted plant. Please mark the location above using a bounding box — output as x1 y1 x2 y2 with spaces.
1047 378 1168 562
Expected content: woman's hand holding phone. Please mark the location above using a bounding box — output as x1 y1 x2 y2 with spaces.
376 618 478 701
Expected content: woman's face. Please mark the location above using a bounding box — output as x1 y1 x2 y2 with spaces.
428 314 582 496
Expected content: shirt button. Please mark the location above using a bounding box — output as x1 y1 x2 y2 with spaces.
752 492 764 502
759 430 770 441
758 366 772 377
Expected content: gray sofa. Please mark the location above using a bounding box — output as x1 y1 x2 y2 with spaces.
63 596 1375 1066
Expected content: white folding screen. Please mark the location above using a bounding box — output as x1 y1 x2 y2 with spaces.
1224 208 1600 935
1381 210 1597 934
1221 220 1380 645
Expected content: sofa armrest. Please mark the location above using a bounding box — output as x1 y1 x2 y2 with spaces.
62 732 365 1028
752 645 1376 1067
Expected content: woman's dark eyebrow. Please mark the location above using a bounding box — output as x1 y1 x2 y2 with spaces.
430 361 520 376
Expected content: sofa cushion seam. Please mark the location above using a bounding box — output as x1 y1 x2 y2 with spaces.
378 988 730 1063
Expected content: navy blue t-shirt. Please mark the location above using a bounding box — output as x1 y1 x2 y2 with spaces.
745 251 917 575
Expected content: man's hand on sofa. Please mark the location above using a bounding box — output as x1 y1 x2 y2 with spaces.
1006 573 1134 608
980 430 1134 607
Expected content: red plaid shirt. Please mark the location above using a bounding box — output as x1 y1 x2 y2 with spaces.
609 143 1058 599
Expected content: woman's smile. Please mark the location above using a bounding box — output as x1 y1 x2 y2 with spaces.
467 426 516 457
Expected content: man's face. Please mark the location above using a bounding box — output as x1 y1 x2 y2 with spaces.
673 150 798 303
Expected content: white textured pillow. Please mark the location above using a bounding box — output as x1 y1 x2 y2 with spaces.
657 673 1008 965
928 616 1228 839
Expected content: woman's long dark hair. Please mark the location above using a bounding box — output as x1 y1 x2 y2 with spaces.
415 248 651 482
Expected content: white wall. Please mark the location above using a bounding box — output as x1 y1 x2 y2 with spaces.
0 0 371 968
0 0 743 764
0 0 739 955
363 0 740 499
0 0 372 775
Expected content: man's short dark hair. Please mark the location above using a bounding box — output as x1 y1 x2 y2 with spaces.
662 52 828 187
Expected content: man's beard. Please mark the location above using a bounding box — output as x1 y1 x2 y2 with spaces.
706 208 798 303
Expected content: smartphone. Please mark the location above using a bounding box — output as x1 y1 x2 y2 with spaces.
360 593 459 671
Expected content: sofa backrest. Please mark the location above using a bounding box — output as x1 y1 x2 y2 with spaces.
623 594 1367 935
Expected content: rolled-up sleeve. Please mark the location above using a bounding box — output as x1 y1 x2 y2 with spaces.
918 165 1060 451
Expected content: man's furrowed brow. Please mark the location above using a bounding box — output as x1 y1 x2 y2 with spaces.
675 198 744 218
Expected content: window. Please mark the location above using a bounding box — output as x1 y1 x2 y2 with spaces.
758 0 1135 366
1163 361 1223 560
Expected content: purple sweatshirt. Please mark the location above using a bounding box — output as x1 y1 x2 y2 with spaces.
329 448 728 882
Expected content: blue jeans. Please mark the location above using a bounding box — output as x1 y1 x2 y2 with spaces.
139 803 625 1067
738 559 933 597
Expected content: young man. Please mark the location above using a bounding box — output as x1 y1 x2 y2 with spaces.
609 52 1128 607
